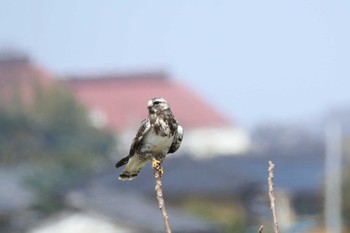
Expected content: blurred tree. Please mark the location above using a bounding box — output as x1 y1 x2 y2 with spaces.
342 161 350 231
0 83 115 213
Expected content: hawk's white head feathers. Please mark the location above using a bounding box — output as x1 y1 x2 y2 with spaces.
147 97 169 114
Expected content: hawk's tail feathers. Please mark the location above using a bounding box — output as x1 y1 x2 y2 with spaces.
117 156 148 181
115 156 129 168
118 172 139 181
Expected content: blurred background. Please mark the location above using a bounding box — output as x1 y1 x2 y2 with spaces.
0 1 350 233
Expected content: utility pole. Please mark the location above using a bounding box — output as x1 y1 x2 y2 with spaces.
325 123 343 233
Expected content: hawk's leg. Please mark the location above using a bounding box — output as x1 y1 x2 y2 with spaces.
152 158 164 177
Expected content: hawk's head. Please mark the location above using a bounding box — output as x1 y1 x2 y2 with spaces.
147 97 169 114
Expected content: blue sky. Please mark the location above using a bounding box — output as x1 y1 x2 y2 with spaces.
1 0 349 128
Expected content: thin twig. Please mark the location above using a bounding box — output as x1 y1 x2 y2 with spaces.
258 225 264 233
268 161 278 233
154 165 172 233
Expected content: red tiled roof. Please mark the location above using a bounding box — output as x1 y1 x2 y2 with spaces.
64 72 232 131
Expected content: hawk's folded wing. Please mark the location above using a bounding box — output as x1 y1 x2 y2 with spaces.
168 125 183 154
129 118 151 156
115 118 151 168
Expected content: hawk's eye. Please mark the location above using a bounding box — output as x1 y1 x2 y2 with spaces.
153 101 161 105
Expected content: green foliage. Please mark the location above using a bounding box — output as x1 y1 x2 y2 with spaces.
0 83 115 213
0 107 42 163
176 197 246 233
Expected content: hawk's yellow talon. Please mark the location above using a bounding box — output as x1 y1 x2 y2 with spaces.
152 159 161 169
152 159 163 177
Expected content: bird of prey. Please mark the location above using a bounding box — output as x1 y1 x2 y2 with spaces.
115 97 183 181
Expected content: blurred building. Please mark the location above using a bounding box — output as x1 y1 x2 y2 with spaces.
28 211 138 233
63 72 250 158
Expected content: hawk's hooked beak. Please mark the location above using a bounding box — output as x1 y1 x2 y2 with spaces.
147 100 153 108
147 100 154 113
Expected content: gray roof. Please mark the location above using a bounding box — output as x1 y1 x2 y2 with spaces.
72 154 324 232
109 154 325 198
67 180 219 233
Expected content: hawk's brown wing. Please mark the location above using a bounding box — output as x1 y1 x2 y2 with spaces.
115 118 151 168
129 118 151 156
168 125 183 154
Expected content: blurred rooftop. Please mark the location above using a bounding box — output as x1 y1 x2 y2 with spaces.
63 71 233 131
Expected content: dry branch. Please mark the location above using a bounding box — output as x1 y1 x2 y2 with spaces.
153 164 172 233
258 225 264 233
268 160 278 233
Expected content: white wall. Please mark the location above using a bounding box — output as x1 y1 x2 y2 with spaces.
115 126 250 159
180 126 250 158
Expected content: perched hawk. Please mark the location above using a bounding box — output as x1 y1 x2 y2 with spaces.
115 97 183 180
